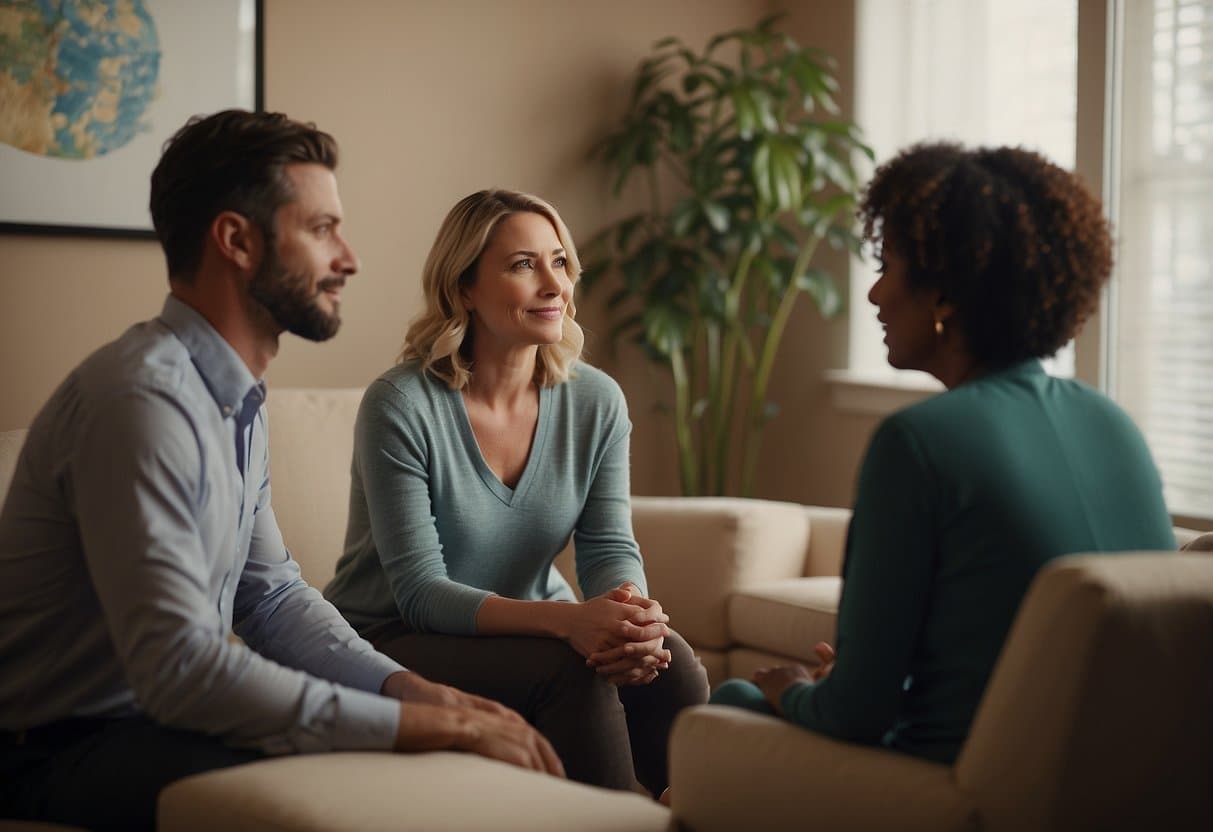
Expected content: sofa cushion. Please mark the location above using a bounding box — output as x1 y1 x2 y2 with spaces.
158 752 670 831
265 389 364 586
728 577 841 662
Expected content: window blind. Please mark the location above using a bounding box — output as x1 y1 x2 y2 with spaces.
1113 0 1213 519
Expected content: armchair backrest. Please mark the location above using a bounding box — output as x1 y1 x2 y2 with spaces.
956 553 1213 831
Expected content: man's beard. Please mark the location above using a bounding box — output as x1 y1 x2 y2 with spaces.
248 246 343 342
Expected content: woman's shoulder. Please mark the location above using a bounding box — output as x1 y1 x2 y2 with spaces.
552 362 630 441
361 361 448 417
561 361 626 402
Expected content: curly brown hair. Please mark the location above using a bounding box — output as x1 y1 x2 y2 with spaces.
858 142 1112 367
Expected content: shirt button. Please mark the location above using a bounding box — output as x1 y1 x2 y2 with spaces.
222 406 233 416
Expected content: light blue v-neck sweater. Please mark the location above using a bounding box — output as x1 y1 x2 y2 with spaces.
324 361 647 635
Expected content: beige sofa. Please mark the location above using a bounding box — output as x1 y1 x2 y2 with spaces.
0 388 851 831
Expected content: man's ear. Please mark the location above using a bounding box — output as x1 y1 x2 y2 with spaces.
209 211 263 275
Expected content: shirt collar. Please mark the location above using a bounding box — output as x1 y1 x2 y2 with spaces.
159 295 264 418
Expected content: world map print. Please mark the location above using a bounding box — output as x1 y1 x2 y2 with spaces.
0 0 160 159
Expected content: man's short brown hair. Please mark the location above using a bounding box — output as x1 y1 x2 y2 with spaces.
149 109 338 281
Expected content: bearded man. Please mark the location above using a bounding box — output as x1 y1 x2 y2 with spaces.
0 110 562 831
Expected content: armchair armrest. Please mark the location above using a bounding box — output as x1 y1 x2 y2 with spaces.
669 706 976 832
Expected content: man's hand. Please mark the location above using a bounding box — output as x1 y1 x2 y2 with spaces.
381 671 522 724
394 701 565 777
751 664 813 715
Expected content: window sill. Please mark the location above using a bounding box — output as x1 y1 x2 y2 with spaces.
824 369 943 416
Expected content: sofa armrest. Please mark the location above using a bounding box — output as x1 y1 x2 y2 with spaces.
669 706 976 832
630 497 811 650
802 505 851 577
159 752 669 832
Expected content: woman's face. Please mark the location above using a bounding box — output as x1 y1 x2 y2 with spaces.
867 244 944 373
462 211 573 354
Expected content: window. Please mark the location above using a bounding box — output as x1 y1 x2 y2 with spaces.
847 0 1079 385
1109 0 1213 519
843 0 1213 521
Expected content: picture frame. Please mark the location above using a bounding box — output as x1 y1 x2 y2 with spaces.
0 0 264 239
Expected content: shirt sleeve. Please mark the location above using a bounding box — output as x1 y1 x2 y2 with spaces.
73 389 400 754
356 381 491 634
572 384 648 599
779 415 938 743
232 413 406 699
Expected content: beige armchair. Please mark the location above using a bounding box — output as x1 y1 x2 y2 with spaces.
669 552 1213 832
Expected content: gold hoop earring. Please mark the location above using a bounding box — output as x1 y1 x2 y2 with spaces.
934 319 944 337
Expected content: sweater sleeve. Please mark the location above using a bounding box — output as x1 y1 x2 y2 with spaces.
356 380 491 634
572 377 648 599
780 415 938 743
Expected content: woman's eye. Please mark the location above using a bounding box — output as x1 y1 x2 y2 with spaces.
511 258 533 271
553 256 567 269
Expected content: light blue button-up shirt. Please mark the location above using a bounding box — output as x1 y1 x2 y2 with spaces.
0 296 404 753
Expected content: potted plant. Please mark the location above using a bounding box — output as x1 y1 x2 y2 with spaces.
584 14 872 497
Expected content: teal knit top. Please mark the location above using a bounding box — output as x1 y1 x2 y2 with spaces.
781 361 1175 763
324 361 647 634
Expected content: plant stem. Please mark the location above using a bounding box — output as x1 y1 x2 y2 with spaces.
713 247 757 494
648 166 662 219
740 222 830 496
703 320 721 494
670 347 699 496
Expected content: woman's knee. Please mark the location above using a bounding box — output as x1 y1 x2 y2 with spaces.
661 631 710 703
709 678 775 714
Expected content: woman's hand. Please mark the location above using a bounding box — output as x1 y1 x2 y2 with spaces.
810 641 836 681
751 664 814 715
585 635 671 685
560 585 670 658
583 583 672 685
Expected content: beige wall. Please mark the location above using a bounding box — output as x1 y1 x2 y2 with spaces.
0 0 874 508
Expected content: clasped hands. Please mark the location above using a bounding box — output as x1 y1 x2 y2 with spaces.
566 582 672 687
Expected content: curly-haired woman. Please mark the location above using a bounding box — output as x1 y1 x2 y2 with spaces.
710 142 1175 764
324 189 708 795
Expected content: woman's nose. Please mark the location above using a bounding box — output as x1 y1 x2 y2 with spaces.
867 275 883 307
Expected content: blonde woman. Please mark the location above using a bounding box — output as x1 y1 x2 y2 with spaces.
325 189 709 794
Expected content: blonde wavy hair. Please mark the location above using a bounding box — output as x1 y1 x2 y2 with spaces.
400 189 585 389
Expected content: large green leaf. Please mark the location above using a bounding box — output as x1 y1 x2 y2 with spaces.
642 304 692 356
795 268 842 317
702 200 730 233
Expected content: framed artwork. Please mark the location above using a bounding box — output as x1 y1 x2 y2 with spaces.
0 0 264 238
